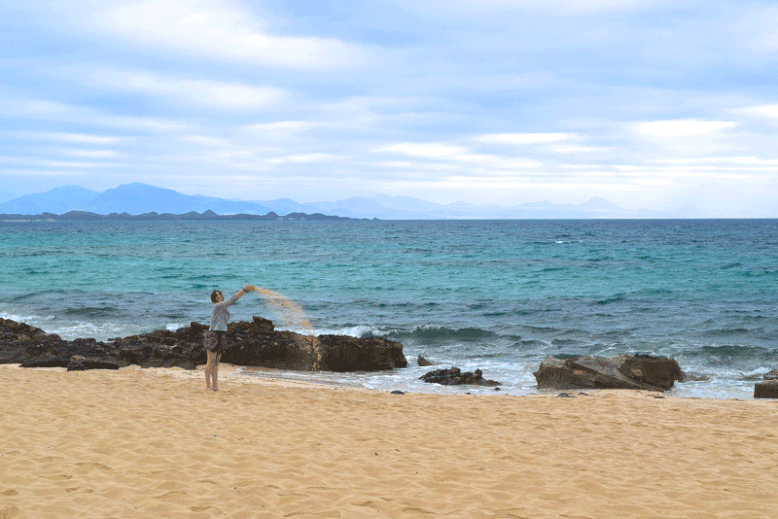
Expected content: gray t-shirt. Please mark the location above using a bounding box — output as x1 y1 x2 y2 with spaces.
210 292 240 331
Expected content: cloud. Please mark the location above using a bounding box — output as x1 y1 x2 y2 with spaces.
90 70 287 111
727 6 778 53
373 142 468 158
265 153 341 165
4 131 122 145
637 119 737 138
736 103 778 120
474 133 571 144
93 0 368 69
0 95 191 132
387 0 665 17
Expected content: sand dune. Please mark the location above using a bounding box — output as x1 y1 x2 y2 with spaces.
1 364 777 519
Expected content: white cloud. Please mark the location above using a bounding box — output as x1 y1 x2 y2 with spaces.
0 96 190 132
94 0 367 69
728 7 778 53
736 103 778 120
474 132 571 144
5 131 122 145
90 70 286 111
387 0 664 16
373 142 468 158
267 153 341 164
638 119 737 138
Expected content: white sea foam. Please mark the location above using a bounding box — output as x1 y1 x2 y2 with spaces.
287 325 381 338
166 323 184 332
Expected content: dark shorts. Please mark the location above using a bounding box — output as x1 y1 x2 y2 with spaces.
205 330 228 353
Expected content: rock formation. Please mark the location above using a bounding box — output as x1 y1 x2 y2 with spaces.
0 316 407 372
420 367 501 387
533 354 682 392
754 380 778 399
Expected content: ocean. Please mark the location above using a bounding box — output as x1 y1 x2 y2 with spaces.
1 219 776 399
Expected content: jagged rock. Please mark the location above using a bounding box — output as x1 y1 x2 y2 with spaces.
1 316 406 373
681 371 710 382
67 355 121 371
533 354 682 392
20 356 70 368
754 380 778 399
417 355 433 366
764 369 778 380
420 367 501 387
317 335 407 371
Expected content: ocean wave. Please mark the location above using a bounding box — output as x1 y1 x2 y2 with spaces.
0 311 55 325
403 325 499 341
62 306 121 317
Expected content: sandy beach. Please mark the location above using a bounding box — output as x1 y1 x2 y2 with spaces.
1 364 777 519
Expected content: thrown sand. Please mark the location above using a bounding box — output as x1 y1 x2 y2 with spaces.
1 364 777 519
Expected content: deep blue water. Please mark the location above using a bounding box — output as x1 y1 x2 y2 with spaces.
1 219 777 398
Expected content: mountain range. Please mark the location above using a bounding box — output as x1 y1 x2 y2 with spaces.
0 183 711 219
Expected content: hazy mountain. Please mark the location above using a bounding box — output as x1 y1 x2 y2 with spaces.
0 183 719 219
0 185 100 214
0 183 273 216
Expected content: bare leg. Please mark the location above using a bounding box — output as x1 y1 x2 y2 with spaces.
212 352 220 391
206 351 221 391
205 350 215 390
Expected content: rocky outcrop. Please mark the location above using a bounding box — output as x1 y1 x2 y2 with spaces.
420 367 501 387
533 354 682 392
0 316 407 372
754 380 778 399
417 355 433 366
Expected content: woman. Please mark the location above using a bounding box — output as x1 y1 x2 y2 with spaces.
205 284 255 391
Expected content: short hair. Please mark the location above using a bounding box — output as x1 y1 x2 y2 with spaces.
210 290 223 303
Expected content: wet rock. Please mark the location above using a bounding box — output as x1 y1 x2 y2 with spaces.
67 355 121 371
1 316 406 373
681 371 710 382
417 355 433 366
533 354 682 392
754 380 778 399
763 369 778 380
420 367 501 387
20 356 70 368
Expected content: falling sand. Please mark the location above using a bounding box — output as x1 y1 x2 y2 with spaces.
250 287 322 369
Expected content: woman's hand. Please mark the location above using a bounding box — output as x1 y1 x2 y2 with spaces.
244 284 256 293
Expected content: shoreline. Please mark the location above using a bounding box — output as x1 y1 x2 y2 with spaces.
2 364 777 519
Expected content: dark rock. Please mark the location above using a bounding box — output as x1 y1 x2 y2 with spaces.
67 355 122 371
557 393 574 398
391 390 405 395
533 354 682 392
681 371 710 382
417 355 433 366
1 316 407 373
420 367 501 387
20 356 69 368
764 369 778 380
754 380 778 399
317 335 407 371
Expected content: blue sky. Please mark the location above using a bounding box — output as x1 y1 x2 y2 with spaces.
1 0 778 215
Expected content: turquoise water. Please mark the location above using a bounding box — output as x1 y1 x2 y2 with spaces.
1 219 777 398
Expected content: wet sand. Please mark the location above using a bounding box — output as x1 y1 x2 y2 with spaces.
1 364 777 519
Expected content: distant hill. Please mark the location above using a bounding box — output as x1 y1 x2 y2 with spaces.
0 182 714 219
0 183 273 216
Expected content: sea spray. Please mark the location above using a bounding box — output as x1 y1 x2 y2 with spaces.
251 287 322 370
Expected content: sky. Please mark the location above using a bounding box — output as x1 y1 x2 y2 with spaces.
1 1 778 216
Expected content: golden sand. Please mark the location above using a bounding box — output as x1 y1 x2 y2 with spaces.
1 364 777 519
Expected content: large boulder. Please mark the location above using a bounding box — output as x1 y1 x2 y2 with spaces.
420 367 501 387
754 380 778 399
533 354 682 392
